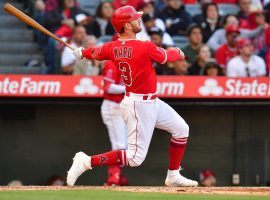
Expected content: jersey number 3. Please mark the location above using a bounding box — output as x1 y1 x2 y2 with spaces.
119 62 132 86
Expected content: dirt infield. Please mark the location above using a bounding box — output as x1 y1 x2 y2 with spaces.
0 186 270 196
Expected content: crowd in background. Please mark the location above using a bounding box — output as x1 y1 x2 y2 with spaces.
20 0 270 77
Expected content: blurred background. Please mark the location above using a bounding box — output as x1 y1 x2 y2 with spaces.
0 0 269 187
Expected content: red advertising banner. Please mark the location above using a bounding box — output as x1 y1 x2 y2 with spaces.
0 75 269 98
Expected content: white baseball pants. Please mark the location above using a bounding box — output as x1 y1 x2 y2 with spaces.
101 100 127 150
120 93 189 167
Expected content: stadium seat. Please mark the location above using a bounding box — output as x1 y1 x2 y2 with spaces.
185 4 201 17
172 36 189 49
218 4 240 16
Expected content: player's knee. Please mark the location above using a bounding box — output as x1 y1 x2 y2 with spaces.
183 123 189 137
174 122 189 138
126 150 147 167
128 158 144 167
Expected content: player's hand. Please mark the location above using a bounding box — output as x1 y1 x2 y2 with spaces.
73 47 84 59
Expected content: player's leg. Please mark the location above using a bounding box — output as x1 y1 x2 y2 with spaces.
155 99 198 187
67 97 157 186
101 100 127 150
67 149 128 186
120 97 158 167
101 100 127 185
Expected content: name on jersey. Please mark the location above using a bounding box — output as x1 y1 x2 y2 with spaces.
113 47 133 59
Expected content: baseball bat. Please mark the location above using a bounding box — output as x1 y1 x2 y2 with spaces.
3 3 75 50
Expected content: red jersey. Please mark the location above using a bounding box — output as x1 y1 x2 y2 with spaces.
215 44 238 68
103 60 124 103
82 39 181 94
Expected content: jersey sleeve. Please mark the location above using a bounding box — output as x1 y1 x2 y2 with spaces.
147 42 182 64
82 42 112 61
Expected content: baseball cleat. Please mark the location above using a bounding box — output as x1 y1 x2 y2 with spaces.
165 169 198 187
67 152 92 186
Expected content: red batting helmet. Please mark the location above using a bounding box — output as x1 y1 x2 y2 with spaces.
111 6 143 33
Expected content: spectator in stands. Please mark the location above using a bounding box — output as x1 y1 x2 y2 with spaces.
248 6 268 54
237 0 252 29
75 13 92 27
157 0 193 36
86 2 115 38
243 5 266 30
207 14 264 51
215 24 240 68
141 0 156 17
155 57 189 75
61 25 87 74
188 44 212 75
113 0 144 10
265 2 270 22
45 0 58 13
182 24 203 65
34 0 47 49
202 59 224 76
148 27 168 48
199 169 217 187
227 38 266 77
148 28 174 75
44 0 90 34
139 14 174 46
199 3 221 43
141 1 166 31
265 25 270 74
155 0 167 12
170 58 189 75
43 0 90 74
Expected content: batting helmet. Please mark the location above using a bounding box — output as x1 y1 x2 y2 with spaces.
111 6 143 33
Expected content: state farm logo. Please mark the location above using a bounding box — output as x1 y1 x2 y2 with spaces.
74 78 99 95
0 77 60 95
199 79 223 96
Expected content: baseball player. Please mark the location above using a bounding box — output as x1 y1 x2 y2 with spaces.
101 60 128 186
67 6 198 187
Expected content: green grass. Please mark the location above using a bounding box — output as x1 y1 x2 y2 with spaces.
0 190 269 200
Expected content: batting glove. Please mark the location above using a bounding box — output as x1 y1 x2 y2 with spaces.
73 47 84 59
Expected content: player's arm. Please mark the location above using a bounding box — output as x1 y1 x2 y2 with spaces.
147 42 185 64
73 43 111 61
106 82 125 94
103 61 125 94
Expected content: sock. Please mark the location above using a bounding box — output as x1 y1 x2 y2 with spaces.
91 150 128 167
169 137 188 170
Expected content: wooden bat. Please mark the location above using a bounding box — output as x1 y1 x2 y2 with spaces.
3 3 75 50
